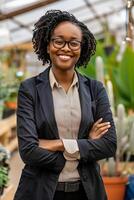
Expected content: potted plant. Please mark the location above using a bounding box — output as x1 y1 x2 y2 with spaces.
93 50 134 200
0 146 10 197
4 70 24 110
0 73 9 120
78 52 134 200
100 102 134 200
77 37 134 199
5 83 19 110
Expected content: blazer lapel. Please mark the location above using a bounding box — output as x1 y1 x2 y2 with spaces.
77 74 94 139
36 68 59 138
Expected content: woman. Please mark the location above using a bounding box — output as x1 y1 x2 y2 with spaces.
14 10 116 200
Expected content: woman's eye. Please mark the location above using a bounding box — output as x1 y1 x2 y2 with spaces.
55 40 63 45
70 41 79 47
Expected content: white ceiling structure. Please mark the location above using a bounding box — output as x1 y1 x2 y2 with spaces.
0 0 133 48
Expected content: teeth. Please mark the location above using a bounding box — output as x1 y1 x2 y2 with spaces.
59 55 71 60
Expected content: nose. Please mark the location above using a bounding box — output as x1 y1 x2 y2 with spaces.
62 42 71 51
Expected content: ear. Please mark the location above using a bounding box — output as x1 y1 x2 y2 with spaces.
47 44 50 54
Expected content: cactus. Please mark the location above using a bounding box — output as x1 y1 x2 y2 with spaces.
106 80 115 115
103 104 134 176
95 57 115 114
95 56 105 85
95 56 134 176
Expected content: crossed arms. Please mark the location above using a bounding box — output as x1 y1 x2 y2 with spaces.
17 81 116 173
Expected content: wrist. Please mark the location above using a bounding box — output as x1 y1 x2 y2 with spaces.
57 139 64 151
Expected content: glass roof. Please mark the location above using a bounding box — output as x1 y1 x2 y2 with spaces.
0 0 38 13
0 0 131 48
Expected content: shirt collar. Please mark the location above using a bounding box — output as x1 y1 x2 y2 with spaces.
49 68 79 90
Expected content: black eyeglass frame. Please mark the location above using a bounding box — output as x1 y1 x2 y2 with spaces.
50 38 82 51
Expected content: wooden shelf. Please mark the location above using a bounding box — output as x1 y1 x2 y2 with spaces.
6 138 18 152
3 42 33 50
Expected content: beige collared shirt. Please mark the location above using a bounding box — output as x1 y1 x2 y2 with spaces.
49 68 81 182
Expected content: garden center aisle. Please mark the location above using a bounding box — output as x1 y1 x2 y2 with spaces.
9 152 24 199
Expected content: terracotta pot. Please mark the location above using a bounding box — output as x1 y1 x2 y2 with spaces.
5 101 17 109
103 176 128 200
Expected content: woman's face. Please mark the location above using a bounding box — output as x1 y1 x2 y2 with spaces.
47 21 82 71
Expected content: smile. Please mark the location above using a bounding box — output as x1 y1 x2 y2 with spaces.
58 55 72 61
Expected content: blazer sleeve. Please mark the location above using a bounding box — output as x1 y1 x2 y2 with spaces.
17 81 65 173
77 81 117 163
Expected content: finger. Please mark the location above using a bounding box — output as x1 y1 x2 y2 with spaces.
93 118 103 126
93 122 110 132
96 129 108 139
96 122 110 129
96 125 111 135
93 118 103 129
100 129 109 135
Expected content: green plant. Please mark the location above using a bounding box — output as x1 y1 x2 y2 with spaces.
77 41 105 79
5 68 24 103
6 83 19 103
0 73 9 101
0 71 9 119
0 67 24 104
0 166 9 188
0 51 10 63
113 46 134 110
77 40 119 81
79 39 134 111
101 104 134 177
0 146 10 195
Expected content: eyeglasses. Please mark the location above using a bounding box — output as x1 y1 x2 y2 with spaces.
51 38 81 51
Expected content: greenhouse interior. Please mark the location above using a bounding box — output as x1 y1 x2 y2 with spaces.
0 0 134 200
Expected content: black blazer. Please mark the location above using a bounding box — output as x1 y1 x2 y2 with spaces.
14 67 116 200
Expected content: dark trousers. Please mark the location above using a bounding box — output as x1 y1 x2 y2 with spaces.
53 184 88 200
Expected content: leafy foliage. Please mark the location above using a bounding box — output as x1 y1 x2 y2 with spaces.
113 47 134 109
0 146 10 190
0 73 9 100
77 41 105 78
0 167 9 188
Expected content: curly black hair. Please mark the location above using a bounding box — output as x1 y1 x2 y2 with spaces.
32 10 96 67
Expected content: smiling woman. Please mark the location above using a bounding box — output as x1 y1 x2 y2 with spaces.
13 10 116 200
47 21 82 75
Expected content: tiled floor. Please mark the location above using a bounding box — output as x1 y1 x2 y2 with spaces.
9 151 24 199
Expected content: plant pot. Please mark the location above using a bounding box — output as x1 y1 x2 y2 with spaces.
104 45 114 56
103 176 128 200
5 101 17 110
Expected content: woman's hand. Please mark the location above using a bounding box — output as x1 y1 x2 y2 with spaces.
39 139 64 152
89 118 111 139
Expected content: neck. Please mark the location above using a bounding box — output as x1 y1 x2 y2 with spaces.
51 66 75 85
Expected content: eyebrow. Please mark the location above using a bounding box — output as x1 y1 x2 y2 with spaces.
52 36 81 40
